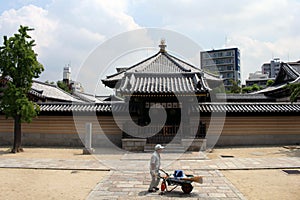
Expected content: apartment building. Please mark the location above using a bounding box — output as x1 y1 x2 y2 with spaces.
200 48 241 91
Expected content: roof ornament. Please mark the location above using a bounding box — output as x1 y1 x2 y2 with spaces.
159 39 167 53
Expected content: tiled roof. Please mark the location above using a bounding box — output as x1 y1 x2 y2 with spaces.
102 51 221 89
131 52 191 73
216 93 275 102
118 72 208 94
272 63 300 85
255 63 300 95
197 102 300 113
72 91 104 103
282 63 300 80
31 81 82 102
288 60 300 74
39 103 112 112
38 102 300 113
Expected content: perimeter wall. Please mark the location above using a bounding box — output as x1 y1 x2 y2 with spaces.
0 114 299 147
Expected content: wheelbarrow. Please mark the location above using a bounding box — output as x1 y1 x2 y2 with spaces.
159 169 203 194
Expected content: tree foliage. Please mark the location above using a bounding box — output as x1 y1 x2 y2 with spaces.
229 79 241 94
0 25 44 152
45 80 55 85
241 86 252 93
57 80 71 93
242 84 263 93
266 79 274 87
285 83 300 102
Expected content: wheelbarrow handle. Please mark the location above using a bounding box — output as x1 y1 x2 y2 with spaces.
181 176 203 184
159 169 169 176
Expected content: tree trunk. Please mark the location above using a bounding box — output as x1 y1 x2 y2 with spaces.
11 115 23 153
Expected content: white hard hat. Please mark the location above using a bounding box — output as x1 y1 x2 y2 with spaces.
155 144 165 151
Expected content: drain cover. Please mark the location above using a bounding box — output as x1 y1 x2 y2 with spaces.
220 155 234 158
282 170 300 175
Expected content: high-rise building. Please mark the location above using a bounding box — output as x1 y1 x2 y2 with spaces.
261 58 281 78
62 65 84 92
63 66 71 85
200 47 241 91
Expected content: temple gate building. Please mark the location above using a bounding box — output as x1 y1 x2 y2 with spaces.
1 42 299 151
102 41 222 151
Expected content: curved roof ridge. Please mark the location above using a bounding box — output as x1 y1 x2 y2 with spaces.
167 53 200 72
162 52 192 72
102 48 222 89
106 51 160 79
284 62 300 78
139 53 179 73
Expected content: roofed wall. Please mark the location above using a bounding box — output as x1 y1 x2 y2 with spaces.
1 113 299 147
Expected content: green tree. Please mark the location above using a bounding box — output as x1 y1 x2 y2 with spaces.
241 84 263 93
286 83 300 102
251 84 262 92
45 80 55 85
229 79 241 93
57 81 71 93
266 79 274 87
0 26 44 153
241 86 252 93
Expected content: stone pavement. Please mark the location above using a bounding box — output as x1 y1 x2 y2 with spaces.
87 169 245 200
0 151 299 199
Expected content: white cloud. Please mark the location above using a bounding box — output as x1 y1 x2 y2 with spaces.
227 34 300 82
128 0 300 83
0 0 299 89
0 0 140 85
47 0 139 36
0 5 57 50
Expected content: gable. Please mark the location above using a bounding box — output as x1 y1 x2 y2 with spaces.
274 63 300 85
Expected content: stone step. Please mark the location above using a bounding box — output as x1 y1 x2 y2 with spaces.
144 144 186 153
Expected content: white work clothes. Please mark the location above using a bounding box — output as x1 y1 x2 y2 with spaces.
148 150 161 190
150 151 161 173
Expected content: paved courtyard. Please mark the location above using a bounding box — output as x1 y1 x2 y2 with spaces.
0 147 299 199
88 169 245 200
0 146 300 200
87 153 299 199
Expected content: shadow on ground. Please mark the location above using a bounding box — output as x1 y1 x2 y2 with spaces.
0 148 11 155
275 146 300 157
138 190 199 198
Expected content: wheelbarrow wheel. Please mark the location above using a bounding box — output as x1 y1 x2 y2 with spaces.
181 183 193 194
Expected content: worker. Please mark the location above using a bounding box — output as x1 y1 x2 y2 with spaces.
148 144 164 192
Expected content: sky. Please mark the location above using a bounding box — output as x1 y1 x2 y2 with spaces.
0 0 299 94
